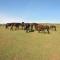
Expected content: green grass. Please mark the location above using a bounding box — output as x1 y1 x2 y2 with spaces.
0 25 60 60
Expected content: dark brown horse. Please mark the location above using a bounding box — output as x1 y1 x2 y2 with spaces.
33 23 38 30
5 23 21 30
24 23 30 32
24 23 34 32
34 24 50 34
5 23 13 30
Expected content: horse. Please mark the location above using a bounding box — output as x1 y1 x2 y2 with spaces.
24 23 30 32
33 23 38 30
14 23 21 30
50 25 56 31
6 23 11 29
34 24 50 34
5 23 21 30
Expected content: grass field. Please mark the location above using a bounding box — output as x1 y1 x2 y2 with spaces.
0 25 60 60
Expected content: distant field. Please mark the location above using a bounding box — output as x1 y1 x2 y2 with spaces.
0 24 60 60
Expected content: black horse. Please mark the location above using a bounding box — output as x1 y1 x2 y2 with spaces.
5 23 21 30
24 23 30 32
24 23 34 32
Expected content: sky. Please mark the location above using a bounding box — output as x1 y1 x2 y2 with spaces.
0 0 60 24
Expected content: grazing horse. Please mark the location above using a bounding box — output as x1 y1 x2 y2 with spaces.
24 23 30 32
14 23 21 30
24 23 34 32
33 23 38 30
31 24 34 31
50 25 56 31
5 23 21 30
5 23 13 30
34 24 50 34
5 23 12 29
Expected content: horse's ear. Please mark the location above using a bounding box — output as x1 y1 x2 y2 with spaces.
22 22 24 24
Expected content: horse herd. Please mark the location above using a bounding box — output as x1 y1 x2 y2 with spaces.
5 22 56 34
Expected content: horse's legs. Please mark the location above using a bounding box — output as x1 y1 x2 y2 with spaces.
26 28 28 32
14 26 16 31
47 29 50 34
15 26 19 31
37 27 40 33
22 26 24 30
5 25 8 29
47 28 50 34
38 30 40 33
55 27 56 31
10 26 13 31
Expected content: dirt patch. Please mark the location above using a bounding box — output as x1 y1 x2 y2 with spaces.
49 52 60 60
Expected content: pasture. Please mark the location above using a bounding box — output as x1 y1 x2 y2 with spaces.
0 24 60 60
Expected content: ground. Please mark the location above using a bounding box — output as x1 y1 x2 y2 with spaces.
0 25 60 60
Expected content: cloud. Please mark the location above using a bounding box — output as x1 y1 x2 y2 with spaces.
0 15 60 24
0 16 23 24
0 15 36 23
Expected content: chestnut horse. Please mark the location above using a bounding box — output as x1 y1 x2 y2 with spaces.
34 24 50 34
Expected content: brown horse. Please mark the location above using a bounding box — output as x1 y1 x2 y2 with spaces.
33 23 38 31
50 25 56 31
34 24 50 34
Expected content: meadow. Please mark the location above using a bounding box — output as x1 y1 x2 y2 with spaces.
0 24 60 60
